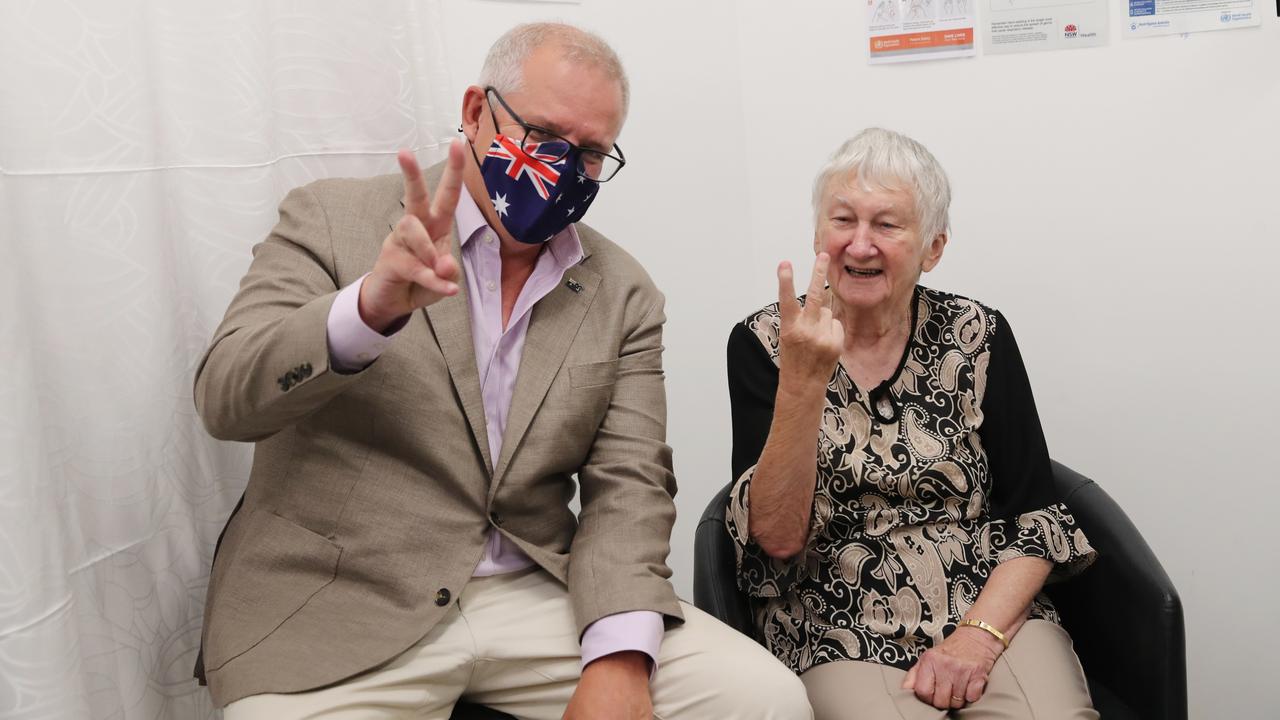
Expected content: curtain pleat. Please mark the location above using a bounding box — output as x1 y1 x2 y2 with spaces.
0 3 454 717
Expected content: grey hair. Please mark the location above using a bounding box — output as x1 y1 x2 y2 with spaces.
478 22 630 118
811 128 952 247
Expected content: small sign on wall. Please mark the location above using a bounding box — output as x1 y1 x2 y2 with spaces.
983 0 1110 54
1125 0 1260 36
867 0 977 64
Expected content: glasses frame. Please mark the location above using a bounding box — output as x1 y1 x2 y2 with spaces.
483 86 626 183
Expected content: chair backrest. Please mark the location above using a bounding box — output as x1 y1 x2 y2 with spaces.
692 461 1188 720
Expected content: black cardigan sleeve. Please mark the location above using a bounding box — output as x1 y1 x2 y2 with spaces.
978 311 1059 521
723 319 815 598
978 312 1096 576
728 322 780 482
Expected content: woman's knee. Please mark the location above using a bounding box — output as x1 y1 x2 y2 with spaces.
801 660 927 720
985 621 1096 719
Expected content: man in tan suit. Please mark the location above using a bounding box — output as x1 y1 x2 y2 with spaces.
194 22 809 720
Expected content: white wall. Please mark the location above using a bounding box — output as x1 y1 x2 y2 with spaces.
445 2 1277 717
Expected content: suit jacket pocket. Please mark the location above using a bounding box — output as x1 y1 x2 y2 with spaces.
204 509 342 671
569 359 620 389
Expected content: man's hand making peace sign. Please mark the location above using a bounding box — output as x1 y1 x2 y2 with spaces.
358 141 467 333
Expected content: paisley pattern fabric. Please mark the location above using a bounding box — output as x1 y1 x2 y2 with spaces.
724 286 1095 674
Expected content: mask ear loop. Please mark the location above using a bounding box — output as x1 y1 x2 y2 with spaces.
461 120 486 174
464 129 484 171
460 124 481 167
461 89 505 171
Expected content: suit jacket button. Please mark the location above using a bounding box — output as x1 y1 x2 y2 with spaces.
435 588 451 606
489 512 503 527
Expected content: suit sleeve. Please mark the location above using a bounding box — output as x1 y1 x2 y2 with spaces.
194 183 366 442
569 286 683 636
978 312 1095 580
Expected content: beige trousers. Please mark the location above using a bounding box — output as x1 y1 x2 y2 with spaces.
799 620 1097 720
224 568 811 719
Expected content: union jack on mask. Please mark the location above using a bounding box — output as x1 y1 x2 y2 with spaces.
475 134 599 245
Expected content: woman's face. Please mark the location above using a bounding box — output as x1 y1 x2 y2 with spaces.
816 174 946 315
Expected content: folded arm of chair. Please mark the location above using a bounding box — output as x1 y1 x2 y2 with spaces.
693 482 754 636
1048 461 1188 720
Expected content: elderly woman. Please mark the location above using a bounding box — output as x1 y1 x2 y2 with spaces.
725 128 1097 719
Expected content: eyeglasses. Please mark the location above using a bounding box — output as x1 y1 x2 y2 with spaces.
484 86 626 182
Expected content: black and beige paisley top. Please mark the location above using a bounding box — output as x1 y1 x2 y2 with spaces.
725 286 1095 674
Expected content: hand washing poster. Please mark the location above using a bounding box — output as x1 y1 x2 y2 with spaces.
868 0 977 63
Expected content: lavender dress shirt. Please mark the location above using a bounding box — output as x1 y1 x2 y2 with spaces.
325 190 663 670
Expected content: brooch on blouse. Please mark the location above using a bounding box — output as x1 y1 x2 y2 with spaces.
871 391 900 424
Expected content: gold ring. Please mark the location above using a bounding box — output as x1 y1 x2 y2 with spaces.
951 696 965 702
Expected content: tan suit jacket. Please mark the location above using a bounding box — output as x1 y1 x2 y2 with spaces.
193 163 683 707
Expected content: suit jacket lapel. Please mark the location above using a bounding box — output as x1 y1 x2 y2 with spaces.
400 162 494 475
490 260 601 491
422 235 494 476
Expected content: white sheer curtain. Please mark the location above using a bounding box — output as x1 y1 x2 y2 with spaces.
0 2 456 716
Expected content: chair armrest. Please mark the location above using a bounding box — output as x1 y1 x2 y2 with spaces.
693 482 754 636
1046 461 1187 720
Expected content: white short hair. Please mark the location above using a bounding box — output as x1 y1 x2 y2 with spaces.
478 22 629 118
812 128 951 246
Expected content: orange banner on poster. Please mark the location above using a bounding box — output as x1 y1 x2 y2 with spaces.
869 28 974 54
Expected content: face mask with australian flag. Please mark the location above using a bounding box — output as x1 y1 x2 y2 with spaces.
476 133 599 245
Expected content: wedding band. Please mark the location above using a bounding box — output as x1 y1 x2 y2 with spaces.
951 696 964 702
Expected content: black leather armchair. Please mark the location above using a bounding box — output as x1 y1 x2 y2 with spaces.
693 460 1187 720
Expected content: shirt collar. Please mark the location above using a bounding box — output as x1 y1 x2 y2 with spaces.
456 189 585 270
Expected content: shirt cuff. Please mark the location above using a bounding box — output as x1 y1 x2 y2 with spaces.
579 610 665 676
326 273 405 373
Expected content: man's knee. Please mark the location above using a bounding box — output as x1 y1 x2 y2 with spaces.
656 605 812 718
702 656 812 719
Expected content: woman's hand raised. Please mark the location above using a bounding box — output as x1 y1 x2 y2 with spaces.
777 252 844 394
